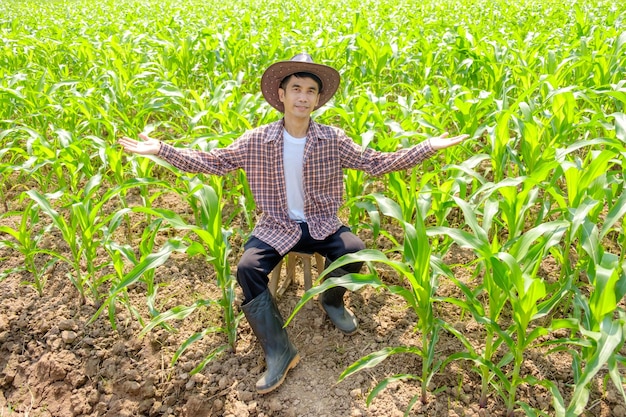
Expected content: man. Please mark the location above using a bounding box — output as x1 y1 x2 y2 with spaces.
118 53 468 394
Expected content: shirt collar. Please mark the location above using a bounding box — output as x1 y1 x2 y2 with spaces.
264 119 330 142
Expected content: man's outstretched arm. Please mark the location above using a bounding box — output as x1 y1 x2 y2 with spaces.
118 132 247 176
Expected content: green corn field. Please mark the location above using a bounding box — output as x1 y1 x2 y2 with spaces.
1 0 626 415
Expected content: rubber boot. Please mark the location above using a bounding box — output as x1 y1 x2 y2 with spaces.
242 288 300 394
320 261 359 335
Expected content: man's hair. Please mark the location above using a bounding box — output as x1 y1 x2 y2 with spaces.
279 72 323 93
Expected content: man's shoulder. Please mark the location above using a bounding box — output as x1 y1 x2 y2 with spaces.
310 120 344 139
241 120 283 141
257 119 284 131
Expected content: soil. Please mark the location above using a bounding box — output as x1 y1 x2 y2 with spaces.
0 191 625 417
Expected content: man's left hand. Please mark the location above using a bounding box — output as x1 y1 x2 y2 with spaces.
429 132 469 150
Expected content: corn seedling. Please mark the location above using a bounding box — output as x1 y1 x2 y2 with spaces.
183 176 241 355
0 201 58 295
546 207 626 416
125 201 241 373
100 213 174 330
288 193 451 410
90 237 190 328
27 177 173 303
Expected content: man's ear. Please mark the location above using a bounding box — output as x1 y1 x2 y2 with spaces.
278 88 285 103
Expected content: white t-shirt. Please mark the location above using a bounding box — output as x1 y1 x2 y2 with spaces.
283 130 306 221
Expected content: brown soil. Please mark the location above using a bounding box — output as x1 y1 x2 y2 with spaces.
0 193 624 417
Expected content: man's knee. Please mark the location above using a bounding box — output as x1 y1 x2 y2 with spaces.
351 238 366 253
236 255 254 275
236 252 270 302
330 231 365 273
236 253 258 285
342 229 366 254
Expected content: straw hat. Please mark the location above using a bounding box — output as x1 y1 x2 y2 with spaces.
261 53 340 113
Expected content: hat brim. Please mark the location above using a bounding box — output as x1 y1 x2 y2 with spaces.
261 61 340 113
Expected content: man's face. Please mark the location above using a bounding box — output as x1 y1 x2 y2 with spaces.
278 75 321 118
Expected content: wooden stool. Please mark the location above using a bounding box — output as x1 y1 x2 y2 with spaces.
269 252 325 298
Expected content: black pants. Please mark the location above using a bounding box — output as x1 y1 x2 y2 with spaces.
236 223 365 303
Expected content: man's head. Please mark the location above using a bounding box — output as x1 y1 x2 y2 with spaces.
261 53 340 113
277 72 322 118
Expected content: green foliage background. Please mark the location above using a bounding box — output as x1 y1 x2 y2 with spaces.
1 0 626 415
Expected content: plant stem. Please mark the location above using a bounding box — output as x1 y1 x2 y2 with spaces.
480 328 494 408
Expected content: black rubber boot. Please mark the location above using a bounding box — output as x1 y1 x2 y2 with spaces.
320 261 359 335
242 289 300 394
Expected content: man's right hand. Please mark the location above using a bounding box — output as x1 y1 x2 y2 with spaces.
118 133 161 155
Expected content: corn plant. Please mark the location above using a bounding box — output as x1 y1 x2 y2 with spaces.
91 236 190 328
344 168 369 229
96 212 175 331
120 176 242 373
0 200 58 295
27 176 173 303
139 294 228 373
544 205 626 416
541 138 625 300
385 170 419 223
427 192 508 408
558 262 626 416
433 196 571 416
182 176 241 356
420 153 489 228
26 188 88 299
0 129 32 211
101 239 141 325
287 193 451 409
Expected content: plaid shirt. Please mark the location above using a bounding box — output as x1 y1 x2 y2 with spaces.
158 119 436 255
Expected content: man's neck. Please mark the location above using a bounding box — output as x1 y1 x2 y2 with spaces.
283 116 310 138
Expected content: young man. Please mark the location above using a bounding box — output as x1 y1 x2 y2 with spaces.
118 53 468 394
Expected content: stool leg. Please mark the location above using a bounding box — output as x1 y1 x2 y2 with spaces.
278 253 297 297
269 259 283 297
314 253 325 275
271 252 318 299
302 256 312 291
